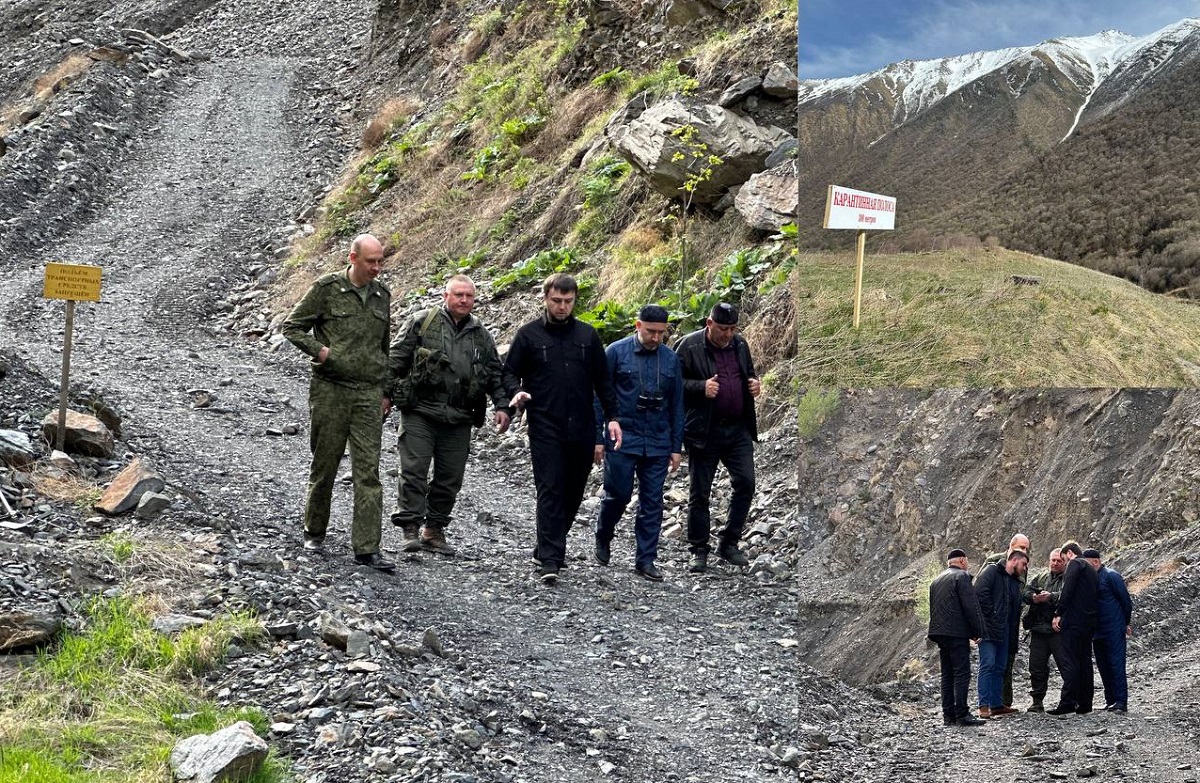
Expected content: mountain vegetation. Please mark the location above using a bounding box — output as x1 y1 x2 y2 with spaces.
291 0 799 370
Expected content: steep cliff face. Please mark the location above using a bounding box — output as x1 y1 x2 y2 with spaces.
792 388 1200 684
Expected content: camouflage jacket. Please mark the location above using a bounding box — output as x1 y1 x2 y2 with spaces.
386 306 508 426
281 267 391 390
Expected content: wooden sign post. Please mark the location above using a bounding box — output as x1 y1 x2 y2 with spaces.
823 185 897 329
43 263 103 451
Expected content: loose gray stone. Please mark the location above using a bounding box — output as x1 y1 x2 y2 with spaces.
168 721 267 783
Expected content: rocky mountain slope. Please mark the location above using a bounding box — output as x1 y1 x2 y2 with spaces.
796 18 1200 295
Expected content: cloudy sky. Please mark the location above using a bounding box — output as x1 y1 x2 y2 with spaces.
800 0 1200 79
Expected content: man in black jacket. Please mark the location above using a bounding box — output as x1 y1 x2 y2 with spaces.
975 549 1029 718
675 303 762 573
1049 541 1101 715
502 273 621 585
928 548 987 726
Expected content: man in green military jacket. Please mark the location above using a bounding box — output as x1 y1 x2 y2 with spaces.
282 234 395 572
385 275 511 555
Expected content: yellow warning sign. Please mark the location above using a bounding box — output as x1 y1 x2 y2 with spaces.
44 263 102 302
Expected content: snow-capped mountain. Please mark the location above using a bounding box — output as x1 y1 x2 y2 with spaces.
800 19 1200 137
795 18 1200 294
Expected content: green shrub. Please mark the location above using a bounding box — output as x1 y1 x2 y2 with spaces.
591 67 632 90
625 61 699 100
796 388 840 440
493 247 581 295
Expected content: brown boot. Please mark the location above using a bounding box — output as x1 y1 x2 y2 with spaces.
400 524 422 552
420 525 456 555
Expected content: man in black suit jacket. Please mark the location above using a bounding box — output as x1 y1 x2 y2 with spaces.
1048 541 1100 715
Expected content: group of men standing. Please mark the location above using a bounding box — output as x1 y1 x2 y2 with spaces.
281 234 763 585
927 534 1133 726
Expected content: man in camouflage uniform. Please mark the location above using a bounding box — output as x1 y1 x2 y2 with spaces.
282 234 394 572
385 275 511 555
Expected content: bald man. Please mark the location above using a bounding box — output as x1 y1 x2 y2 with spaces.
283 234 395 572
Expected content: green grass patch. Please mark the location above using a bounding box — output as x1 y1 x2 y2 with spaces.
0 597 279 782
793 247 1200 386
796 389 840 440
624 61 699 100
914 561 945 624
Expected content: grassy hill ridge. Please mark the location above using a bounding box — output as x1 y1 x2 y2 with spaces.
795 246 1200 387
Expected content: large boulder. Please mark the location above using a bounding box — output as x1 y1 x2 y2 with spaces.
608 99 795 205
735 161 799 230
169 721 268 783
40 410 114 457
95 457 164 515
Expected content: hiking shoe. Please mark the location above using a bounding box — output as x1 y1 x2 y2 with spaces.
354 552 396 573
303 534 325 551
1046 704 1075 715
688 553 708 573
420 526 457 555
717 544 750 567
399 523 422 552
635 563 663 582
1027 700 1044 713
594 539 611 566
539 565 559 586
956 715 986 727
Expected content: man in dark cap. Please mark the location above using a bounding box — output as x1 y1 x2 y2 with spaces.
1086 549 1133 713
1048 541 1100 715
675 302 763 573
928 548 987 726
593 305 685 581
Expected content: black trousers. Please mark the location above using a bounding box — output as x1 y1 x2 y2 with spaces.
686 421 755 554
932 636 972 720
1057 625 1095 710
529 433 594 569
1028 631 1064 701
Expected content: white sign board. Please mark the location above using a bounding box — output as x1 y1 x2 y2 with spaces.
823 185 897 230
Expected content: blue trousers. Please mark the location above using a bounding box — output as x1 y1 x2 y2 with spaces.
1093 630 1128 707
596 450 670 569
978 637 1009 709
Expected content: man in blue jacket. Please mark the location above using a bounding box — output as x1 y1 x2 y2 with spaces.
975 549 1029 718
1086 550 1133 713
593 305 685 582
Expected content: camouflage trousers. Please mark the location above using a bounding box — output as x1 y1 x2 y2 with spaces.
391 409 472 530
304 377 384 555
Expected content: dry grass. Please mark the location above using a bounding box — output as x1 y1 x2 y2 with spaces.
361 96 420 149
792 247 1200 386
32 468 102 507
524 85 617 163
